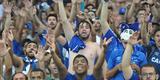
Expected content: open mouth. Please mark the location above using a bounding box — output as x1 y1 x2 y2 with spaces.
28 50 35 54
77 65 84 71
81 32 87 35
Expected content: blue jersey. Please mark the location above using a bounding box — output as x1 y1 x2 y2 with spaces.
147 45 160 78
102 29 121 62
107 47 147 80
65 73 96 80
104 29 147 80
12 39 39 74
68 35 86 53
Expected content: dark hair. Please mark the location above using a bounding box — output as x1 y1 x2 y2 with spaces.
22 39 38 48
136 8 146 17
76 20 92 31
85 4 95 10
46 13 58 21
31 68 45 79
73 54 88 65
141 64 157 74
12 72 28 80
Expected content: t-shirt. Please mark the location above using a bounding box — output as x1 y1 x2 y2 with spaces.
146 45 160 79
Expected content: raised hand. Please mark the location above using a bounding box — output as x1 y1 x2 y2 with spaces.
128 32 141 45
3 2 13 14
23 0 33 11
18 8 27 17
102 37 112 48
34 46 46 61
46 35 56 52
7 30 14 42
12 6 19 16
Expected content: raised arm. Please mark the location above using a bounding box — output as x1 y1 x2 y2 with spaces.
3 2 12 35
121 32 140 79
47 36 67 80
93 38 112 78
140 20 149 46
100 0 110 34
58 0 74 41
148 0 159 20
7 30 24 72
24 0 47 31
96 2 102 17
69 0 78 22
127 0 140 21
12 7 27 42
29 6 47 31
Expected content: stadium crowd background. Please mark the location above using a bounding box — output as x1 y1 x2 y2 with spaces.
0 0 160 80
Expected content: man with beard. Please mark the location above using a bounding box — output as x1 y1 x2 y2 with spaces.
11 39 39 74
57 0 105 78
47 36 112 80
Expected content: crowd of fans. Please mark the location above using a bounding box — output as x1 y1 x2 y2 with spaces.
0 0 160 80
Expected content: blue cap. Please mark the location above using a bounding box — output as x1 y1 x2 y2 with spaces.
129 22 140 32
120 23 129 33
120 22 139 33
119 7 126 15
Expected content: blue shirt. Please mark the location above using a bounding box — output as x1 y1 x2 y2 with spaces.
104 29 147 80
102 29 121 62
147 45 160 78
65 73 96 80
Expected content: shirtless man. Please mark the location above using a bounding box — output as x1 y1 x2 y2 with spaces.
46 35 112 80
57 0 103 76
